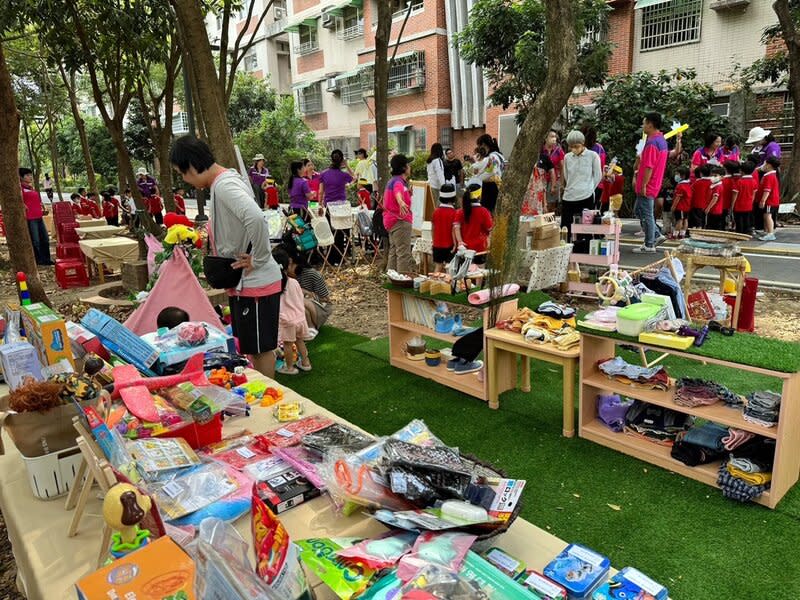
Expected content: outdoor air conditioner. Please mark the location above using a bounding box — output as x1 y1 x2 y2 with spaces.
326 77 339 93
709 0 750 11
322 11 336 29
274 7 285 19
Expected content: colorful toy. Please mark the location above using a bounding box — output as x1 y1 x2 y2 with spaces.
102 483 152 559
209 367 234 389
16 272 31 306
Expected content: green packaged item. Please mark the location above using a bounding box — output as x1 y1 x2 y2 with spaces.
295 538 377 599
459 551 541 599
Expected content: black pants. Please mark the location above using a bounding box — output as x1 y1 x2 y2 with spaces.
560 196 595 237
689 208 706 229
734 211 753 234
151 211 164 225
752 203 764 231
707 214 724 230
106 216 119 227
481 182 499 213
452 327 483 362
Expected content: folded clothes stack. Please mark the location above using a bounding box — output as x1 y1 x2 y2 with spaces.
670 421 728 466
674 378 744 408
721 427 754 451
717 463 770 503
743 390 781 428
598 357 670 391
717 437 775 503
624 400 690 446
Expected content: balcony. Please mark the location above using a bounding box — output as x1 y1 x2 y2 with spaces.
340 76 363 105
295 39 320 55
298 85 324 115
387 51 426 96
337 21 363 41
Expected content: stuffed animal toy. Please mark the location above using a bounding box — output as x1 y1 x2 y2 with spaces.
163 224 199 247
163 212 192 229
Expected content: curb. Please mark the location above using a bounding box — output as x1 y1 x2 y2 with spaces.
618 237 800 257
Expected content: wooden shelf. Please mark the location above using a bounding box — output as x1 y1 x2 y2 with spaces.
567 282 598 294
570 223 621 235
390 352 485 399
569 253 616 266
390 320 459 344
583 373 778 439
580 420 773 508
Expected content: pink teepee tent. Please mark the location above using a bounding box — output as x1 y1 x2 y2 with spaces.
125 248 225 335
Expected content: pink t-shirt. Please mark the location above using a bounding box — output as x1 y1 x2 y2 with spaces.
636 132 668 199
279 277 306 327
382 176 412 231
22 184 43 220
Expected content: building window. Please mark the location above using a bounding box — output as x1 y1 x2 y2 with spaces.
581 21 607 46
711 101 729 118
640 0 703 52
340 75 363 105
295 23 319 55
243 52 258 72
415 128 427 152
393 131 413 155
439 127 453 148
297 82 323 115
337 7 363 41
388 51 425 96
172 112 189 135
391 0 423 19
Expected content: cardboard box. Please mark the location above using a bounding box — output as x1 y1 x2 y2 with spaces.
75 536 196 600
20 303 74 368
81 308 159 371
65 320 110 361
255 465 322 514
0 342 43 391
531 230 560 250
531 222 559 240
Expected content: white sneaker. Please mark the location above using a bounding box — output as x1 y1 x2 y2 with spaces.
304 328 319 341
632 245 656 254
276 365 299 375
634 231 645 238
758 233 776 241
654 235 667 246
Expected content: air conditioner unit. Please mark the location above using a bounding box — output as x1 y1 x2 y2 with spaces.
322 11 336 29
274 7 285 19
326 77 339 92
709 0 750 10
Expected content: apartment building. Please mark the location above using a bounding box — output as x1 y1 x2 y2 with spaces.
489 0 786 157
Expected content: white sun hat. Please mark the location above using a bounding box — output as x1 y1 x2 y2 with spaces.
746 126 770 145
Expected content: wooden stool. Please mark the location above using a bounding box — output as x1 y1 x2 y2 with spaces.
678 253 747 328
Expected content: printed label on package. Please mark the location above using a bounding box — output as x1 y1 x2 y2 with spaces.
567 545 604 568
624 568 664 596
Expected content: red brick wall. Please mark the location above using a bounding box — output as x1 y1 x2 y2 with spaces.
304 112 329 131
452 127 485 159
765 35 786 57
293 0 320 14
362 0 445 50
607 0 634 76
297 50 324 74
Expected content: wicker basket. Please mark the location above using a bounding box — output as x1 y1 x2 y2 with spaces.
687 228 751 243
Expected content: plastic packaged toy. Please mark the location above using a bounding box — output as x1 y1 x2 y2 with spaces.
152 463 239 520
483 547 527 580
336 530 418 570
301 422 375 457
169 463 251 526
543 544 610 600
519 569 568 600
396 531 477 582
255 415 334 449
356 419 444 464
592 566 668 600
295 538 377 599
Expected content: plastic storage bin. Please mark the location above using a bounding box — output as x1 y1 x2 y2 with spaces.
158 413 223 449
22 445 83 499
616 303 662 337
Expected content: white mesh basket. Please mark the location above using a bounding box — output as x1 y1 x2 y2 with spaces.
328 203 355 230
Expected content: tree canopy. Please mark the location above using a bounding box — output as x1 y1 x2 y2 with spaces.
454 0 612 119
227 72 277 136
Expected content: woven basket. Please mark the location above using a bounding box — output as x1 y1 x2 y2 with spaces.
687 228 751 243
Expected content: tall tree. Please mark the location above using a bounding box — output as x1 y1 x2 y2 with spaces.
172 0 237 167
227 71 277 136
0 41 48 304
373 0 391 189
58 64 98 194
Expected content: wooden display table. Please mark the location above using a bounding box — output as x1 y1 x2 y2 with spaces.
578 331 800 509
387 288 518 402
79 238 138 282
0 371 590 600
75 225 124 239
485 327 580 436
677 252 747 328
75 217 107 228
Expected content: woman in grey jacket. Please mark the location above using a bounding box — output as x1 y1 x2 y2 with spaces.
170 135 282 377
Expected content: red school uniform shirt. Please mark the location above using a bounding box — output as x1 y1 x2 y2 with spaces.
757 171 781 207
146 195 164 215
357 188 372 210
708 181 723 216
734 175 757 212
21 184 43 220
80 197 101 218
173 194 186 215
431 205 457 249
691 177 712 211
673 180 692 213
265 186 280 209
721 176 737 212
102 197 120 218
456 203 493 253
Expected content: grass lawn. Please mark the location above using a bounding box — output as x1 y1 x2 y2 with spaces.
279 326 800 600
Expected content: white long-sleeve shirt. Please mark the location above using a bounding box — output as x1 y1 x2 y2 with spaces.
562 149 602 202
427 158 445 190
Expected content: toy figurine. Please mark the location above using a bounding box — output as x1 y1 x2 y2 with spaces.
103 483 152 559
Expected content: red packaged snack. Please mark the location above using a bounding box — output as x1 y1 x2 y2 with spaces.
214 444 271 471
255 415 334 449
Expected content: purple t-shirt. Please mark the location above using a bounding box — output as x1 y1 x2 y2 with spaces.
320 168 353 203
289 177 311 208
137 176 158 198
249 167 269 188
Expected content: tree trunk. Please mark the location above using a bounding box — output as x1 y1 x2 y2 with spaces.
59 64 98 195
158 134 175 211
0 44 48 305
488 0 579 317
773 0 800 207
171 0 237 168
108 121 159 236
373 0 391 189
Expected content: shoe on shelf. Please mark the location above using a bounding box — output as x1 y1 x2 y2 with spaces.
454 359 483 375
296 361 312 372
276 365 299 375
632 245 656 254
758 233 776 242
447 357 464 371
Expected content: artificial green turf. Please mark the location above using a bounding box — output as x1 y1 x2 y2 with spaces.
577 325 800 373
384 282 552 310
284 326 800 600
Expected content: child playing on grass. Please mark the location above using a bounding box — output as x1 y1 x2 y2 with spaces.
431 183 458 272
671 166 692 239
757 156 781 242
274 252 311 375
731 160 757 235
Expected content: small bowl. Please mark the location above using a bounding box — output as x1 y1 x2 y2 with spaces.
424 349 442 366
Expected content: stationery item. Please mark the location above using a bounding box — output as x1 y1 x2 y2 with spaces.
128 437 201 476
519 569 568 600
592 566 668 600
543 544 610 599
254 464 322 514
153 464 238 520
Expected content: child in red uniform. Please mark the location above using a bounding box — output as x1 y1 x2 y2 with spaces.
454 184 493 264
356 178 373 210
82 192 102 218
101 190 120 226
264 178 280 209
146 194 164 225
173 187 186 215
731 160 757 235
70 192 82 217
706 166 726 230
671 166 692 239
757 156 781 241
431 184 458 272
720 161 740 231
690 164 711 229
